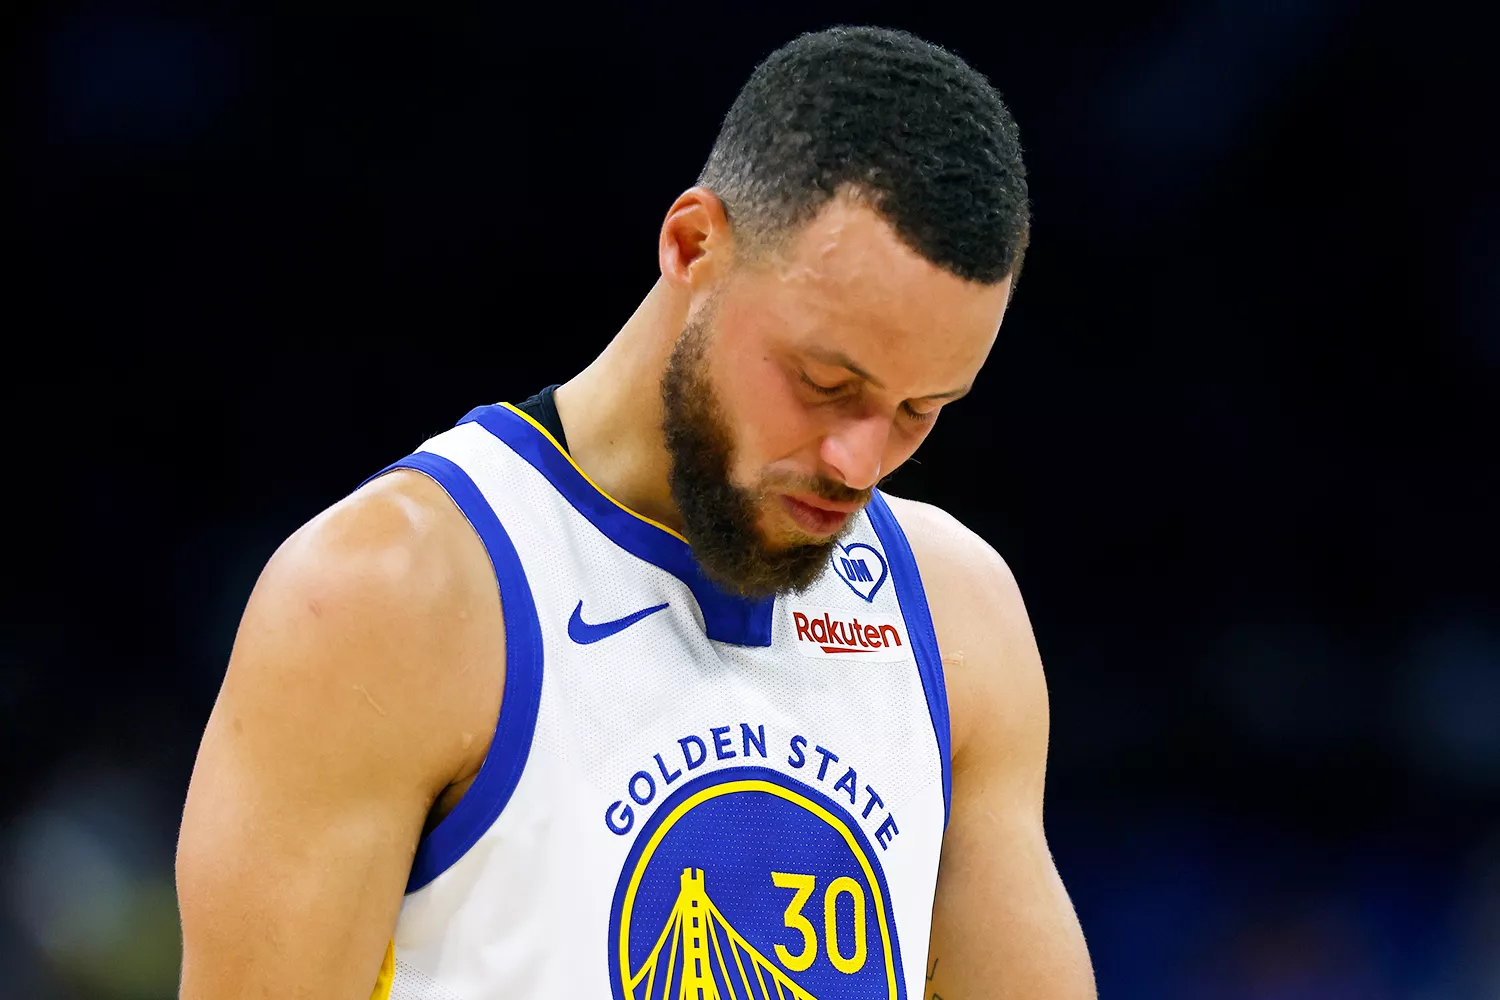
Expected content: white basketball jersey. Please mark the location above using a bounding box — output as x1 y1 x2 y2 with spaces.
366 402 952 1000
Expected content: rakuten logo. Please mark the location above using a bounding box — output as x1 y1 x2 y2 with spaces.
787 605 909 661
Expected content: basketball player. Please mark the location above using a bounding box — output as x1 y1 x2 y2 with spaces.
178 27 1096 1000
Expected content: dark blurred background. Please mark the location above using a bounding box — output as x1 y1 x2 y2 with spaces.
4 3 1497 997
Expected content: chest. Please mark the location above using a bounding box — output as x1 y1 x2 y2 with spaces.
387 413 952 999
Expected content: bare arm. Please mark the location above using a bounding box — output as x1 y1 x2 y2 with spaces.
176 471 505 999
888 497 1096 1000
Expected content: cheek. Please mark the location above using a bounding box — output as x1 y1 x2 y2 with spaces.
883 417 937 474
709 339 818 469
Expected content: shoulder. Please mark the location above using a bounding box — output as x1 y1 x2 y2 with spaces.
266 469 498 624
879 493 1018 606
879 494 1047 773
226 468 505 792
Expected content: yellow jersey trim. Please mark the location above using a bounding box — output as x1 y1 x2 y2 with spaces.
369 939 395 1000
498 401 690 545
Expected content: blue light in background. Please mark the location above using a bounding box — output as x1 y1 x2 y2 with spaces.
42 13 242 150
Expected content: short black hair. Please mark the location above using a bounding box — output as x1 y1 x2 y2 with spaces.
699 26 1029 285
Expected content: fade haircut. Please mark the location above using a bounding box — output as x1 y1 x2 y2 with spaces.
698 26 1029 285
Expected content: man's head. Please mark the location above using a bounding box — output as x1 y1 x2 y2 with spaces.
659 26 1029 598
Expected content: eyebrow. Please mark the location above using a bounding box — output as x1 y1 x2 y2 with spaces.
803 346 972 402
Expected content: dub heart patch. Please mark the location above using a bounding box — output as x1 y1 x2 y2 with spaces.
831 541 888 602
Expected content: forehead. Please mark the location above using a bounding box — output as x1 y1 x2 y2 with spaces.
728 197 1013 387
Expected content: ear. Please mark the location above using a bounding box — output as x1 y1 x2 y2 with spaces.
659 186 732 292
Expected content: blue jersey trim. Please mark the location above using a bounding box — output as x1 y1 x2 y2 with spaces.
459 402 775 647
362 452 546 894
866 492 952 826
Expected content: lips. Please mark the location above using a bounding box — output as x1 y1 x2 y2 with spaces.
780 494 855 536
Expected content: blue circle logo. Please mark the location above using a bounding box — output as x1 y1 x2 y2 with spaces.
608 765 905 1000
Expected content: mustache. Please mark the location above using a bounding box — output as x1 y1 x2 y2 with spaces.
758 472 871 507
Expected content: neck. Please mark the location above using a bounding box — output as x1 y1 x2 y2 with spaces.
552 279 688 533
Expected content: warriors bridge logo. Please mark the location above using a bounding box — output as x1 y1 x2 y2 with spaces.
608 766 905 1000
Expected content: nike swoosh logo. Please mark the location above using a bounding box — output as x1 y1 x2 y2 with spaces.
567 600 669 644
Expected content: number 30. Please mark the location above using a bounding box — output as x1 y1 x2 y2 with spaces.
770 871 868 974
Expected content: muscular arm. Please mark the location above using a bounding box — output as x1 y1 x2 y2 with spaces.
176 472 505 1000
888 497 1095 1000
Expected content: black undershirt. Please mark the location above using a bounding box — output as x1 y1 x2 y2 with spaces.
514 384 569 453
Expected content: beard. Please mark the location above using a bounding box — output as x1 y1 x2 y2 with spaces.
660 307 869 599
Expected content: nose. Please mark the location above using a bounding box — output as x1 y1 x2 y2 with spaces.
819 414 889 491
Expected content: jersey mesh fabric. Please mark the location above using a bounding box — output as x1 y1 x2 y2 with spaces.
384 413 947 1000
390 958 466 1000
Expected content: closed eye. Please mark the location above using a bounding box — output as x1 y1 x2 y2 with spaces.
900 401 937 424
800 371 846 395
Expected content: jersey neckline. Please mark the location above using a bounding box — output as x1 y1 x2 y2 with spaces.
459 402 777 647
